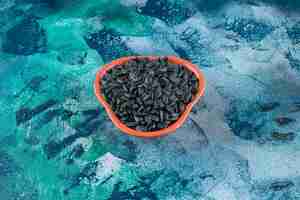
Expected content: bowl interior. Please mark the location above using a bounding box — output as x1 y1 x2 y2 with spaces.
94 56 206 138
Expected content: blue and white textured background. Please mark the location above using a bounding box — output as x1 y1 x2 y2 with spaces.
0 0 300 199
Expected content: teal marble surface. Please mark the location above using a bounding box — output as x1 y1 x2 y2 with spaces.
1 0 300 199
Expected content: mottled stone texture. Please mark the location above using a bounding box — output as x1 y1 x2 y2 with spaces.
1 0 300 199
2 16 47 55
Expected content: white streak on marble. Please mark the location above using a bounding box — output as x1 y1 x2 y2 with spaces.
124 36 177 55
95 153 124 185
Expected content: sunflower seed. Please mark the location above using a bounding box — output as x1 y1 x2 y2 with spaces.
101 57 199 132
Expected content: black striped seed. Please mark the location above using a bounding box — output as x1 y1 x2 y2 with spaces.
100 57 199 132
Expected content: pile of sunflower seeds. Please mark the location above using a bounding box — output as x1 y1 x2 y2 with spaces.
101 57 199 131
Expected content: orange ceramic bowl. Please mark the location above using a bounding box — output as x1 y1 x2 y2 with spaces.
94 56 206 138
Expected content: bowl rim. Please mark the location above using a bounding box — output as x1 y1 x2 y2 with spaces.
94 56 206 138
